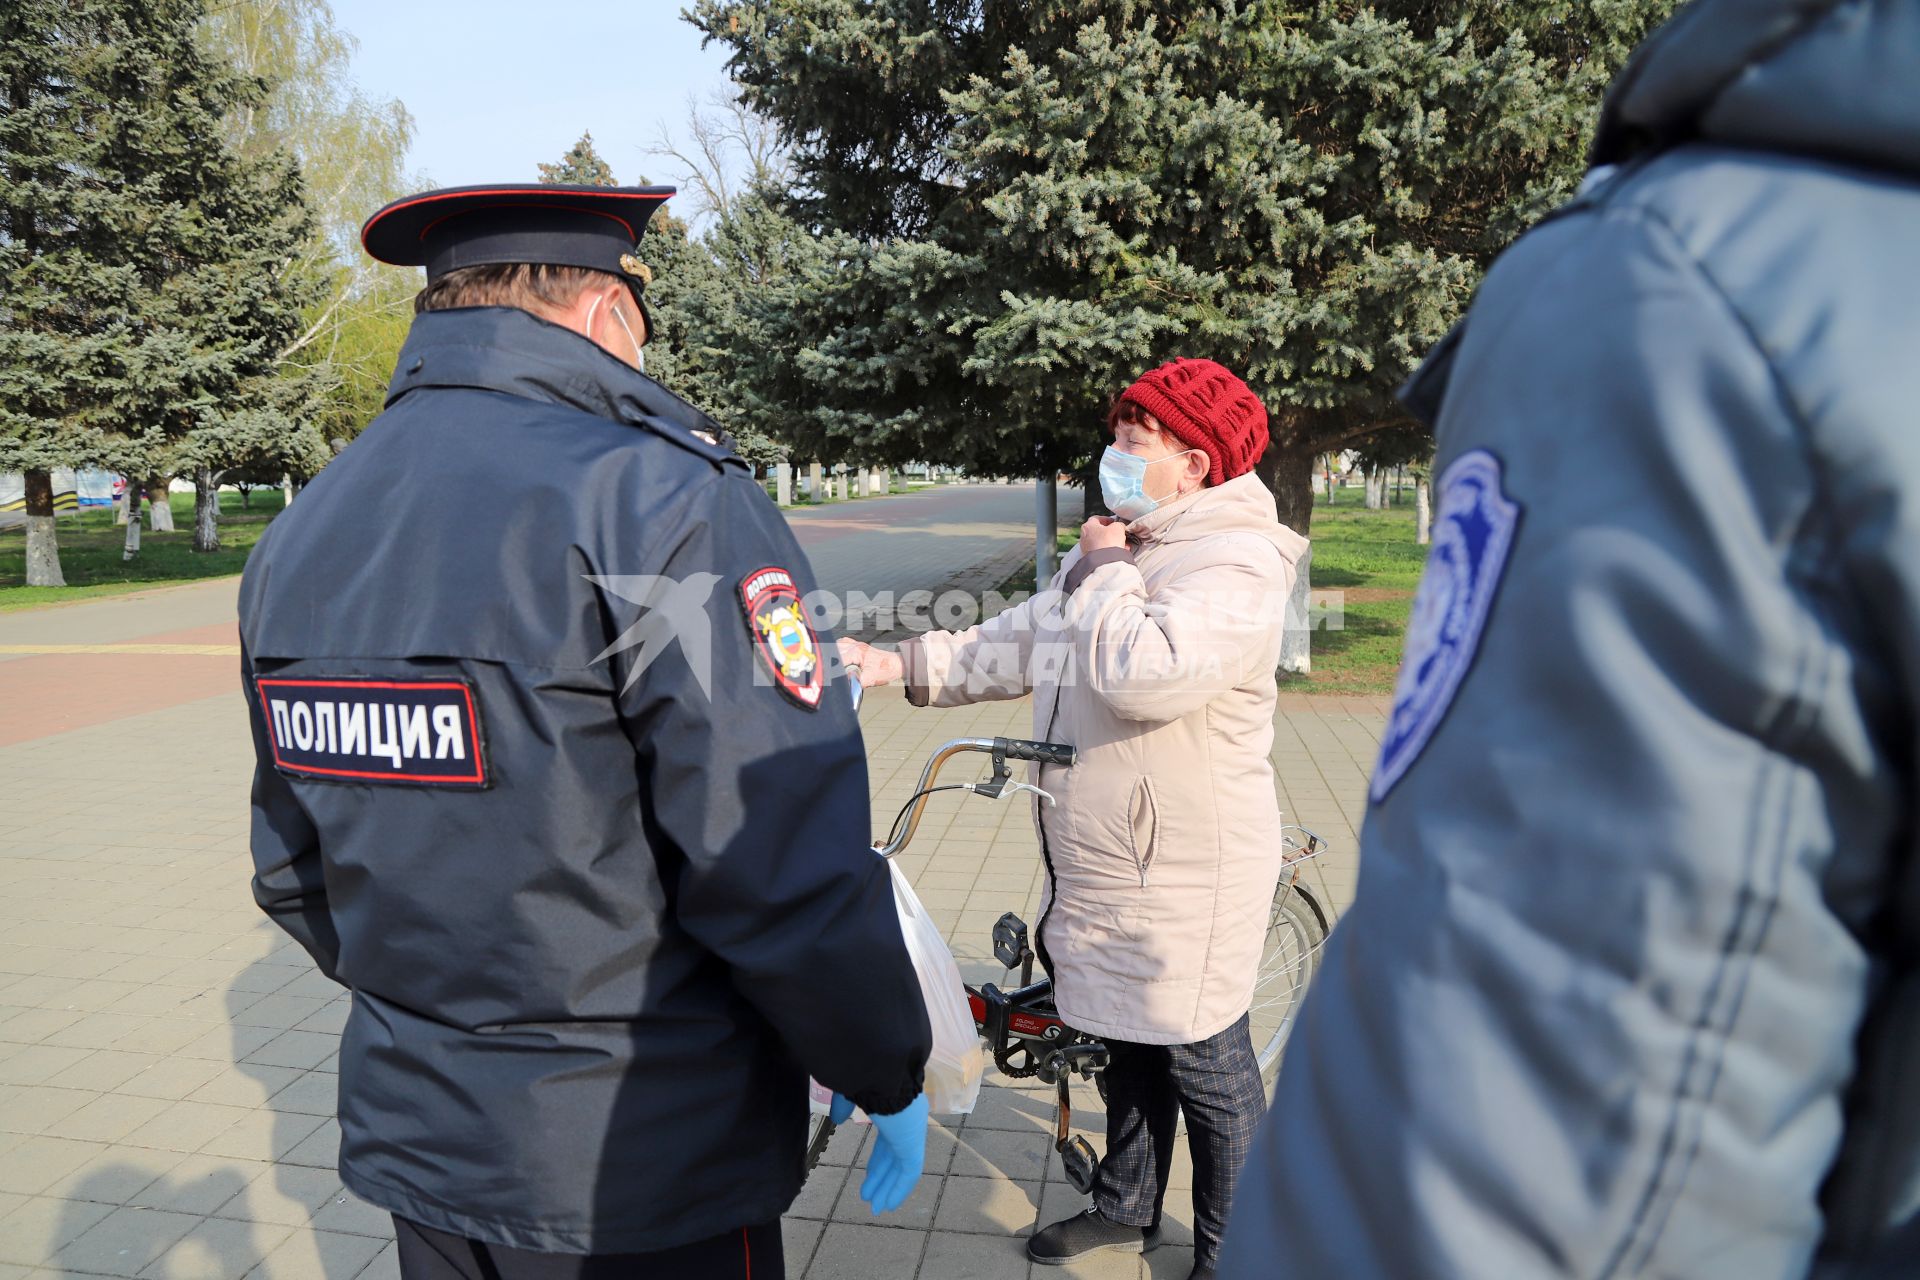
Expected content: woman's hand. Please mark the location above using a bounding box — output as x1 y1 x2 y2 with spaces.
1081 515 1128 553
838 637 904 687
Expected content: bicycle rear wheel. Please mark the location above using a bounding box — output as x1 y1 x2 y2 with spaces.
803 1113 835 1177
1250 881 1329 1091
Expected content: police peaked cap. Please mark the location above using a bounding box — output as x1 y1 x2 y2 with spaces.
361 183 674 344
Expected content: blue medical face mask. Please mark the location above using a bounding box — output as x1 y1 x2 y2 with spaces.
1099 445 1197 521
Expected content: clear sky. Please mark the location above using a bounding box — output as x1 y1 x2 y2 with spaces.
327 1 739 199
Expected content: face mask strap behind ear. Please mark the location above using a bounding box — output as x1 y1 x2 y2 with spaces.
581 294 646 373
611 303 645 372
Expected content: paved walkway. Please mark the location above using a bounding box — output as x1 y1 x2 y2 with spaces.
0 484 1384 1279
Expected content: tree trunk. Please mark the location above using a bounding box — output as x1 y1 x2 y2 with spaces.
1256 443 1317 675
192 468 220 552
148 478 175 532
23 469 66 587
1035 474 1058 590
282 473 295 508
1364 468 1380 509
1416 478 1432 545
123 509 141 560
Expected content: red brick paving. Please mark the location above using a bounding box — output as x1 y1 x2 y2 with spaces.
0 621 240 747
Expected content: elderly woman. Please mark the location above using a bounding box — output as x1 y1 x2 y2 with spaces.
842 359 1306 1280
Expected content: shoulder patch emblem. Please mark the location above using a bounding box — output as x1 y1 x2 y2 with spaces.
739 565 823 710
1370 449 1521 805
256 676 489 788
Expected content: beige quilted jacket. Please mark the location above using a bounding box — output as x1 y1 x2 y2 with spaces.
901 473 1307 1044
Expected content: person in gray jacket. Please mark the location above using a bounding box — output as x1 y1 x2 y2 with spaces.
1219 1 1920 1277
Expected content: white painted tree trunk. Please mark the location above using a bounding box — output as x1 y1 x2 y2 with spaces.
282 474 295 508
1279 543 1312 675
25 517 64 587
1416 479 1432 545
113 496 129 526
23 470 65 586
775 463 792 506
1364 469 1381 509
807 462 822 500
123 514 141 561
149 482 175 532
192 468 220 553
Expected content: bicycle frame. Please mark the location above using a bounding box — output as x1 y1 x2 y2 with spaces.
803 723 1329 1194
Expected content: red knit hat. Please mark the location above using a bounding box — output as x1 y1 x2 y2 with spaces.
1114 358 1269 486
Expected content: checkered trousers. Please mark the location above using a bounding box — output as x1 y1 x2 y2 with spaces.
1092 1012 1267 1268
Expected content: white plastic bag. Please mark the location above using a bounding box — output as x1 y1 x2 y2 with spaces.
810 858 985 1119
887 857 985 1115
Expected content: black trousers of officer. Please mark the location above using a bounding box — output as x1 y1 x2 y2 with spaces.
1091 1012 1266 1267
393 1217 782 1280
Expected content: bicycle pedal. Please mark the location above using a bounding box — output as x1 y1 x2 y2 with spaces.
992 913 1030 970
1058 1135 1100 1194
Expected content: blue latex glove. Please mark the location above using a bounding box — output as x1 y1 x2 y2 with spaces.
829 1092 855 1125
860 1093 930 1214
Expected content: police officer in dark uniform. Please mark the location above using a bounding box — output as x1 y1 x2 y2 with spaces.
238 184 932 1279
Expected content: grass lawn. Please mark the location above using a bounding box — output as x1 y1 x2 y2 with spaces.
0 489 285 612
1287 495 1427 697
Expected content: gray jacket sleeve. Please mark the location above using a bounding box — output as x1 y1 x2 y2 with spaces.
1222 176 1913 1277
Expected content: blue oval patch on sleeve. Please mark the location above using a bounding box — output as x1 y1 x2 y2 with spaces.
1369 449 1521 805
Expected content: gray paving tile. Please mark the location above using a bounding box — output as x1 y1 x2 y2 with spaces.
241 1032 338 1072
241 1227 387 1280
829 1163 940 1231
919 1228 1033 1280
185 1065 303 1111
306 1189 389 1239
204 1164 336 1231
804 1221 926 1280
40 1144 184 1206
120 1102 254 1156
359 1240 401 1280
135 1214 292 1280
0 1195 115 1265
43 1095 171 1146
932 1176 1040 1236
0 1136 101 1196
950 1129 1054 1185
48 1205 200 1276
128 1155 265 1217
789 1160 848 1222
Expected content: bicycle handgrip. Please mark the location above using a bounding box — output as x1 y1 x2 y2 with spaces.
997 737 1076 767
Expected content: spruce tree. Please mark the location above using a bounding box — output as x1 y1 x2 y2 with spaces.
539 132 619 187
103 0 324 553
537 135 787 466
1 0 324 566
694 0 1676 658
0 1 125 584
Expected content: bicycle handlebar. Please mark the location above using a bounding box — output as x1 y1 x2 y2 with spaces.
996 737 1076 766
875 736 1075 859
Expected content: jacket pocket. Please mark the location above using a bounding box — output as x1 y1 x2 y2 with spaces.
1127 777 1159 887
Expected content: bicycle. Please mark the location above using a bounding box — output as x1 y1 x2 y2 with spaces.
804 729 1330 1195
